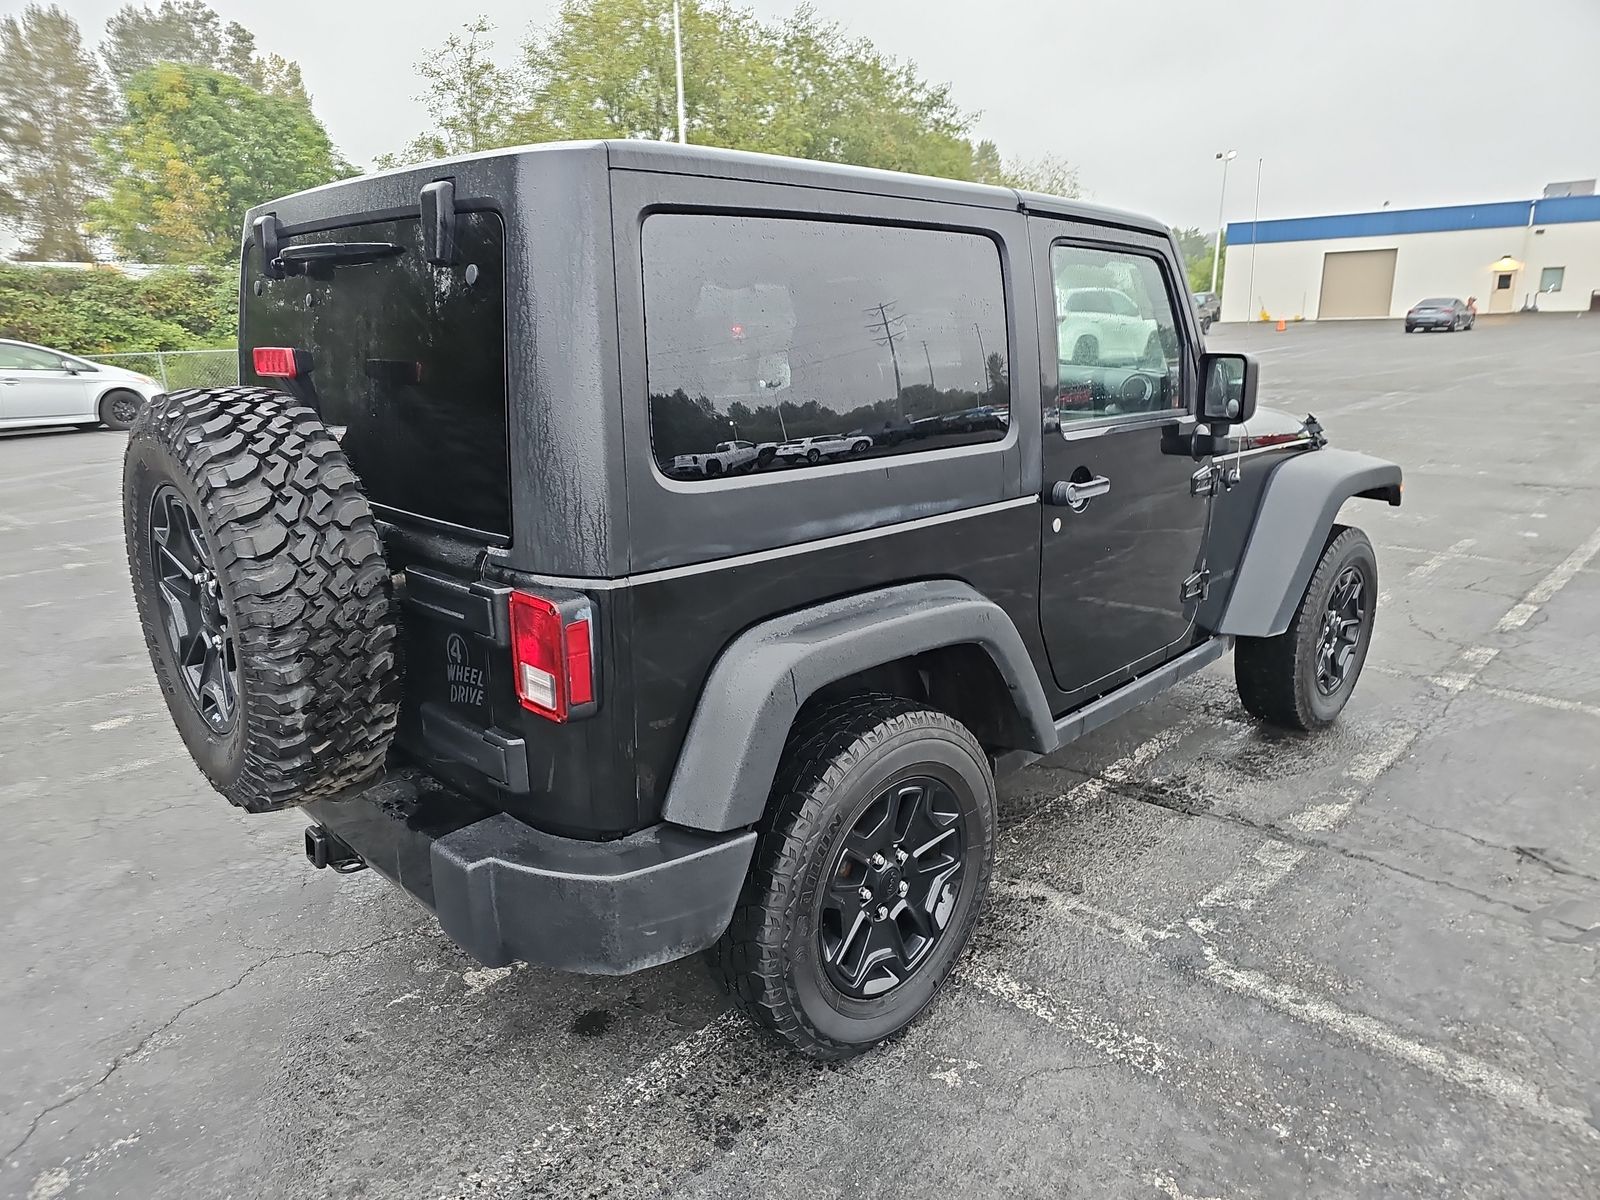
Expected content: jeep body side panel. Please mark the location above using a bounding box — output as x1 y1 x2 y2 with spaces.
1207 447 1403 637
662 580 1054 832
624 501 1046 827
608 167 1037 572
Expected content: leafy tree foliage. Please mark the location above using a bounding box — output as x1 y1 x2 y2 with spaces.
102 1 309 102
91 64 352 263
0 263 236 352
375 17 521 166
0 5 114 260
1172 225 1225 292
385 1 1075 192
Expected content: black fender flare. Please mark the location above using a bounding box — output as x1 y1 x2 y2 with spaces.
660 580 1055 833
1210 448 1402 638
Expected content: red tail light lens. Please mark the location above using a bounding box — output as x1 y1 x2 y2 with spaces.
509 591 596 721
252 346 309 378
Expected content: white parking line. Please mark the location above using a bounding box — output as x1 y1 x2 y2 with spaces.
1004 725 1190 843
1406 537 1476 582
957 961 1169 1077
1496 521 1600 631
1186 918 1600 1141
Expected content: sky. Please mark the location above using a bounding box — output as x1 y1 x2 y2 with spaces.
10 0 1600 232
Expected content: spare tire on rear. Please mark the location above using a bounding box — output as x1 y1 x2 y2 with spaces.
123 386 400 813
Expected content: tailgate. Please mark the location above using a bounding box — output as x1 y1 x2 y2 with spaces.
399 567 531 793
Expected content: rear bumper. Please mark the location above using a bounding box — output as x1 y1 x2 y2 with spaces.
304 776 756 974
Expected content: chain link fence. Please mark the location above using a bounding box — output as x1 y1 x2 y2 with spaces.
84 349 238 391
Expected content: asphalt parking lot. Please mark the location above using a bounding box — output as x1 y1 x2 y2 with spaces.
4 316 1599 1200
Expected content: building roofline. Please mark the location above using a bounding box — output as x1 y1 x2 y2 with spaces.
1227 194 1600 246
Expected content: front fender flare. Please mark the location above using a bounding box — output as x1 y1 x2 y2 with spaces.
661 580 1054 833
1210 448 1402 638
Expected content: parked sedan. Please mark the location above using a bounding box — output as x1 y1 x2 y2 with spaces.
0 339 165 431
1404 298 1474 333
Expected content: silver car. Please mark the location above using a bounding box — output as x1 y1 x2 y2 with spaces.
0 339 166 432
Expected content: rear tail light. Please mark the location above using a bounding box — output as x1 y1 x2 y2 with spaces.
252 346 311 378
509 590 596 721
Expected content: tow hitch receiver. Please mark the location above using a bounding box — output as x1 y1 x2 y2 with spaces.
305 824 367 874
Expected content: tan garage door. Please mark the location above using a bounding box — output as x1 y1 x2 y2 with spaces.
1318 249 1398 318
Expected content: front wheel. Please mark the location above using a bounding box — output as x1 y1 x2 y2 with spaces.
99 388 144 431
709 695 995 1060
1235 526 1377 730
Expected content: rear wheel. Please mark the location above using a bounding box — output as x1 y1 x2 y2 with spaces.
1235 526 1377 731
98 388 143 431
1072 334 1099 364
124 387 400 812
807 447 822 464
705 458 723 476
710 695 995 1060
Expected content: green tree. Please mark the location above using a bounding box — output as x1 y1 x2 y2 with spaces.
102 1 309 102
0 262 237 352
1172 225 1224 292
377 17 522 166
384 2 1004 185
0 5 114 260
91 63 352 263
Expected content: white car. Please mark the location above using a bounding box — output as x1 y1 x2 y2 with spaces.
671 439 762 477
775 433 861 464
0 339 166 432
1057 288 1159 366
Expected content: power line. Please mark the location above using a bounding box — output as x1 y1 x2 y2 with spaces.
865 300 906 416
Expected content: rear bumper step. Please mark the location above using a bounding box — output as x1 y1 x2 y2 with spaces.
303 777 755 974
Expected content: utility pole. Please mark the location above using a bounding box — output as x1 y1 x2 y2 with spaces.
672 0 687 144
973 323 988 396
865 301 906 416
921 339 936 388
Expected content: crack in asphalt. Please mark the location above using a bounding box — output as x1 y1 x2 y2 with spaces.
1 932 410 1167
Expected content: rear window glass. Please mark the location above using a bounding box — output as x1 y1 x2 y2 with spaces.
1419 298 1455 307
641 214 1009 482
242 211 510 538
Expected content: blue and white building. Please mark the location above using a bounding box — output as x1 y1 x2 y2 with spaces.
1221 193 1600 322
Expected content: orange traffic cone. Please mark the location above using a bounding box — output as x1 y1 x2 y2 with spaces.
1275 318 1287 332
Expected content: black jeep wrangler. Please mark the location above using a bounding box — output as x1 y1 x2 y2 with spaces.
122 143 1401 1060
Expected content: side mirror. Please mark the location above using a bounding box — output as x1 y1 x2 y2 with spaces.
1199 351 1257 426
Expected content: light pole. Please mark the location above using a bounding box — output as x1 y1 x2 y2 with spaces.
1211 150 1236 294
1248 157 1263 319
672 0 687 144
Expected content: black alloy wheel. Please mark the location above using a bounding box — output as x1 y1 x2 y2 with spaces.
819 775 966 999
148 483 239 732
1315 565 1366 696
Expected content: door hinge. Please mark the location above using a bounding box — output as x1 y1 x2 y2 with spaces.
1181 570 1210 602
1190 464 1240 496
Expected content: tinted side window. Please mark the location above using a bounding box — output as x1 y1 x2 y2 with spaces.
0 345 67 370
642 214 1009 481
1050 245 1183 426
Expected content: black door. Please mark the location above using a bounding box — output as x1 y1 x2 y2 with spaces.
1033 225 1212 701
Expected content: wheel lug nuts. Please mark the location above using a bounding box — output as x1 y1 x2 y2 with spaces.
875 906 889 921
895 848 908 864
869 853 886 869
898 880 908 896
858 886 873 902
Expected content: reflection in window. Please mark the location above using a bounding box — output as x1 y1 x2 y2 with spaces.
1046 245 1183 429
642 215 1009 481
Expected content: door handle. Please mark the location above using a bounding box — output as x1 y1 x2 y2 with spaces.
1048 475 1111 510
